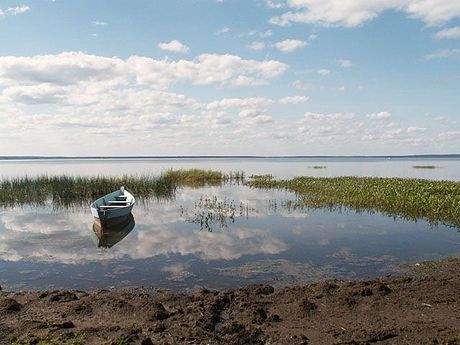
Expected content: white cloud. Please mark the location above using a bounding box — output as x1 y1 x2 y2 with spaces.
425 48 460 60
304 111 355 121
5 4 30 16
0 51 291 151
266 0 285 9
291 80 307 90
0 4 30 17
215 27 230 34
407 126 428 133
405 0 460 26
269 0 460 27
317 68 331 76
248 41 266 50
0 52 287 90
366 111 392 119
338 59 353 67
207 97 273 110
434 26 460 39
275 39 307 52
260 30 273 38
93 20 107 26
279 95 309 104
157 40 190 54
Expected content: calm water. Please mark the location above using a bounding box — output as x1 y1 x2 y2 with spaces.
1 158 459 291
1 157 460 180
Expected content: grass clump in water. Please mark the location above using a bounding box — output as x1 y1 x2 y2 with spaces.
0 169 242 207
247 175 460 229
0 174 176 207
163 169 244 187
181 195 253 231
413 165 438 169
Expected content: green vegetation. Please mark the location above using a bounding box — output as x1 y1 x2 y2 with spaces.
0 169 243 207
164 168 244 187
248 175 460 228
70 332 86 345
413 165 438 169
181 195 253 231
0 174 175 207
2 168 460 229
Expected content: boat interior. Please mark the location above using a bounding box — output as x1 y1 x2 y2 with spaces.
97 190 135 210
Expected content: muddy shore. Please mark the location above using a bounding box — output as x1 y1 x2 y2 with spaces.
1 258 459 345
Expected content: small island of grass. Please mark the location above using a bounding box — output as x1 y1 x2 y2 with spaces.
248 175 460 229
413 165 438 169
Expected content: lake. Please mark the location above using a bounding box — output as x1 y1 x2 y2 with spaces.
1 157 459 291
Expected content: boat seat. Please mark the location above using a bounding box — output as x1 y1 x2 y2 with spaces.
99 205 128 209
108 200 128 205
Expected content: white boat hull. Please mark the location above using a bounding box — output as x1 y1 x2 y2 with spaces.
90 187 135 227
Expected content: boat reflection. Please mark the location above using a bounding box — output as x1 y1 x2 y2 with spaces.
92 213 135 248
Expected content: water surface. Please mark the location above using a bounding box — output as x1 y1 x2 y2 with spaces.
1 180 459 290
1 156 460 180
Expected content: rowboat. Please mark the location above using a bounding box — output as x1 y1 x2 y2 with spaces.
93 213 135 248
90 186 135 227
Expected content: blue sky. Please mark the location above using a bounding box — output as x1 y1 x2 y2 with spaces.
0 0 459 155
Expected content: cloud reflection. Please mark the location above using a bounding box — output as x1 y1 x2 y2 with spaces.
0 185 290 264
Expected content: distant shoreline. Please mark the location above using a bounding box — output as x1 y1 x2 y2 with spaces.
1 154 460 161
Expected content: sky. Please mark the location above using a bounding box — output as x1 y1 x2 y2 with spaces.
0 0 459 156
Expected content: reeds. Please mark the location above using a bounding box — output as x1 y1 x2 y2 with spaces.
0 169 243 207
0 175 176 207
181 195 252 231
247 175 460 229
164 169 244 187
413 165 438 169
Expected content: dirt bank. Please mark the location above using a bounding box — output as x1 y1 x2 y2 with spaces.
1 258 459 345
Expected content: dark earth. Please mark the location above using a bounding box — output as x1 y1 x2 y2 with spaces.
1 258 459 345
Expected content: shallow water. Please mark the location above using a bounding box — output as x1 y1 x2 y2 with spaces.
0 179 459 291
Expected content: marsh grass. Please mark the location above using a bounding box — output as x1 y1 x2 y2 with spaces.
0 175 175 207
247 175 460 229
164 169 244 187
413 165 438 169
0 169 243 207
181 195 253 231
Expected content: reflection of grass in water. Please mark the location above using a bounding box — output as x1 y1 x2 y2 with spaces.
0 169 244 208
413 165 438 169
181 195 254 232
248 175 460 229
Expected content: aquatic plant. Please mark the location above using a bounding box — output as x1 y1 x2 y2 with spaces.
413 165 438 169
164 169 244 187
181 195 253 231
0 174 175 207
0 169 242 207
247 175 460 229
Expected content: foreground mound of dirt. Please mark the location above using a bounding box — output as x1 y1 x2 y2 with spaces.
1 258 459 345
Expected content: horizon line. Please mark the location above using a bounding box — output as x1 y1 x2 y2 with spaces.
1 154 460 160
